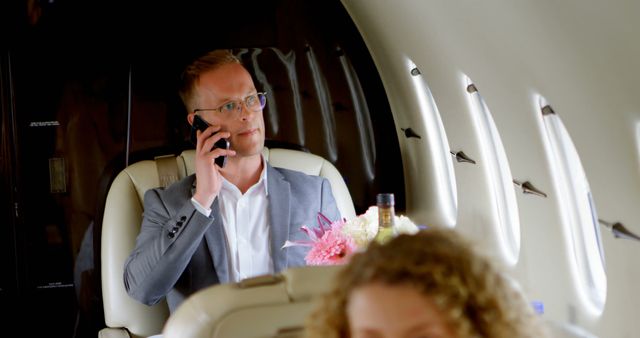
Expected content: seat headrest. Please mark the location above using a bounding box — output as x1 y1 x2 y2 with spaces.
178 147 356 219
282 265 343 301
162 265 343 338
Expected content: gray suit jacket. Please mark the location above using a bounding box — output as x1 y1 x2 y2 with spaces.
123 163 341 312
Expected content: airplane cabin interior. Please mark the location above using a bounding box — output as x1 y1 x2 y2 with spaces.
1 0 639 337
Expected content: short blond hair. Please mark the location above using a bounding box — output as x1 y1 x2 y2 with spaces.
178 49 241 113
305 227 549 338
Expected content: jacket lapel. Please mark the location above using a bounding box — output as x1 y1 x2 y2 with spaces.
203 199 231 284
267 165 291 272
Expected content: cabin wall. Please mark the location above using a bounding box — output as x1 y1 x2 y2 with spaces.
342 0 640 337
0 1 404 336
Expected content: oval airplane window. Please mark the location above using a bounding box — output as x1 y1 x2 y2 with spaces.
406 59 457 227
464 77 520 266
539 97 606 315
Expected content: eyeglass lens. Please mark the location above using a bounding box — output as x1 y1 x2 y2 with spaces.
221 93 267 113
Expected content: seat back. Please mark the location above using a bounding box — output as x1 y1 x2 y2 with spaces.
100 148 355 338
179 148 356 219
100 159 181 338
162 265 343 338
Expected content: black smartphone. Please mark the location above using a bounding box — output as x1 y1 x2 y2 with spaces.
190 114 230 168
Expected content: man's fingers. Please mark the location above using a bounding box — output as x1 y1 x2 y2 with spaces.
200 131 231 154
196 125 221 147
203 148 236 162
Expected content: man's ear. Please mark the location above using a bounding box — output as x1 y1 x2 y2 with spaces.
187 112 195 126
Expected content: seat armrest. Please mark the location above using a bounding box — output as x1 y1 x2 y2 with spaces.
98 327 131 338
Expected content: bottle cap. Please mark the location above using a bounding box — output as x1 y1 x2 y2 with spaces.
376 193 394 205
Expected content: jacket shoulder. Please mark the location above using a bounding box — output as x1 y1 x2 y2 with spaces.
270 165 325 184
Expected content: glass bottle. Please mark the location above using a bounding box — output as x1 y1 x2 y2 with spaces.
375 193 395 243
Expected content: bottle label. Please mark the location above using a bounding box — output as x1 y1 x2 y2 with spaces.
379 208 394 228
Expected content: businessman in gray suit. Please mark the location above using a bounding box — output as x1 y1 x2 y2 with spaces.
123 49 341 312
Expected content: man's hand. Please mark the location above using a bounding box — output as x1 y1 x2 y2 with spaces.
192 125 236 208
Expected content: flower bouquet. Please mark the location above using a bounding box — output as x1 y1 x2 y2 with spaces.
282 206 420 265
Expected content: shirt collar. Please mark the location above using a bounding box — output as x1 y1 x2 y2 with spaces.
220 154 269 195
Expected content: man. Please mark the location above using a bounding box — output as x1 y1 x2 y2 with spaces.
123 49 341 312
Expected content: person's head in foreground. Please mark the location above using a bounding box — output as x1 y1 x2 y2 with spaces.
305 226 549 338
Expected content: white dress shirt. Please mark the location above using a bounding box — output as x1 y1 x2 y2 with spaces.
191 156 273 282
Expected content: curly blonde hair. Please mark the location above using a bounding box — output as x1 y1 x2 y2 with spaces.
305 227 549 338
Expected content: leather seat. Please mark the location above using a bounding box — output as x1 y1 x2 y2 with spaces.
162 265 342 338
100 148 355 338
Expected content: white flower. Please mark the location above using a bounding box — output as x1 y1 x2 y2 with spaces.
341 206 379 248
394 215 420 235
340 206 420 248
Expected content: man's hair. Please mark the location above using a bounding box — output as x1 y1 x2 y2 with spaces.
305 226 550 338
178 49 241 113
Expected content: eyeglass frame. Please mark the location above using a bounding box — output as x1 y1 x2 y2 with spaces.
193 92 267 117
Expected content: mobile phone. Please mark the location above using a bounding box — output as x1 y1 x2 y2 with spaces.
190 114 230 168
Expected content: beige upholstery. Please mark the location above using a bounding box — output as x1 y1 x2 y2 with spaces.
162 265 343 338
180 148 356 219
101 160 175 338
100 148 355 338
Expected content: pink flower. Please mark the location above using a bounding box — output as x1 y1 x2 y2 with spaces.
305 224 357 265
282 213 357 266
282 210 420 266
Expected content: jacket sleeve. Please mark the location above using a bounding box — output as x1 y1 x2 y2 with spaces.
123 188 214 305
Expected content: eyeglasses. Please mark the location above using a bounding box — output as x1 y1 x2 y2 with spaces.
194 92 267 117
